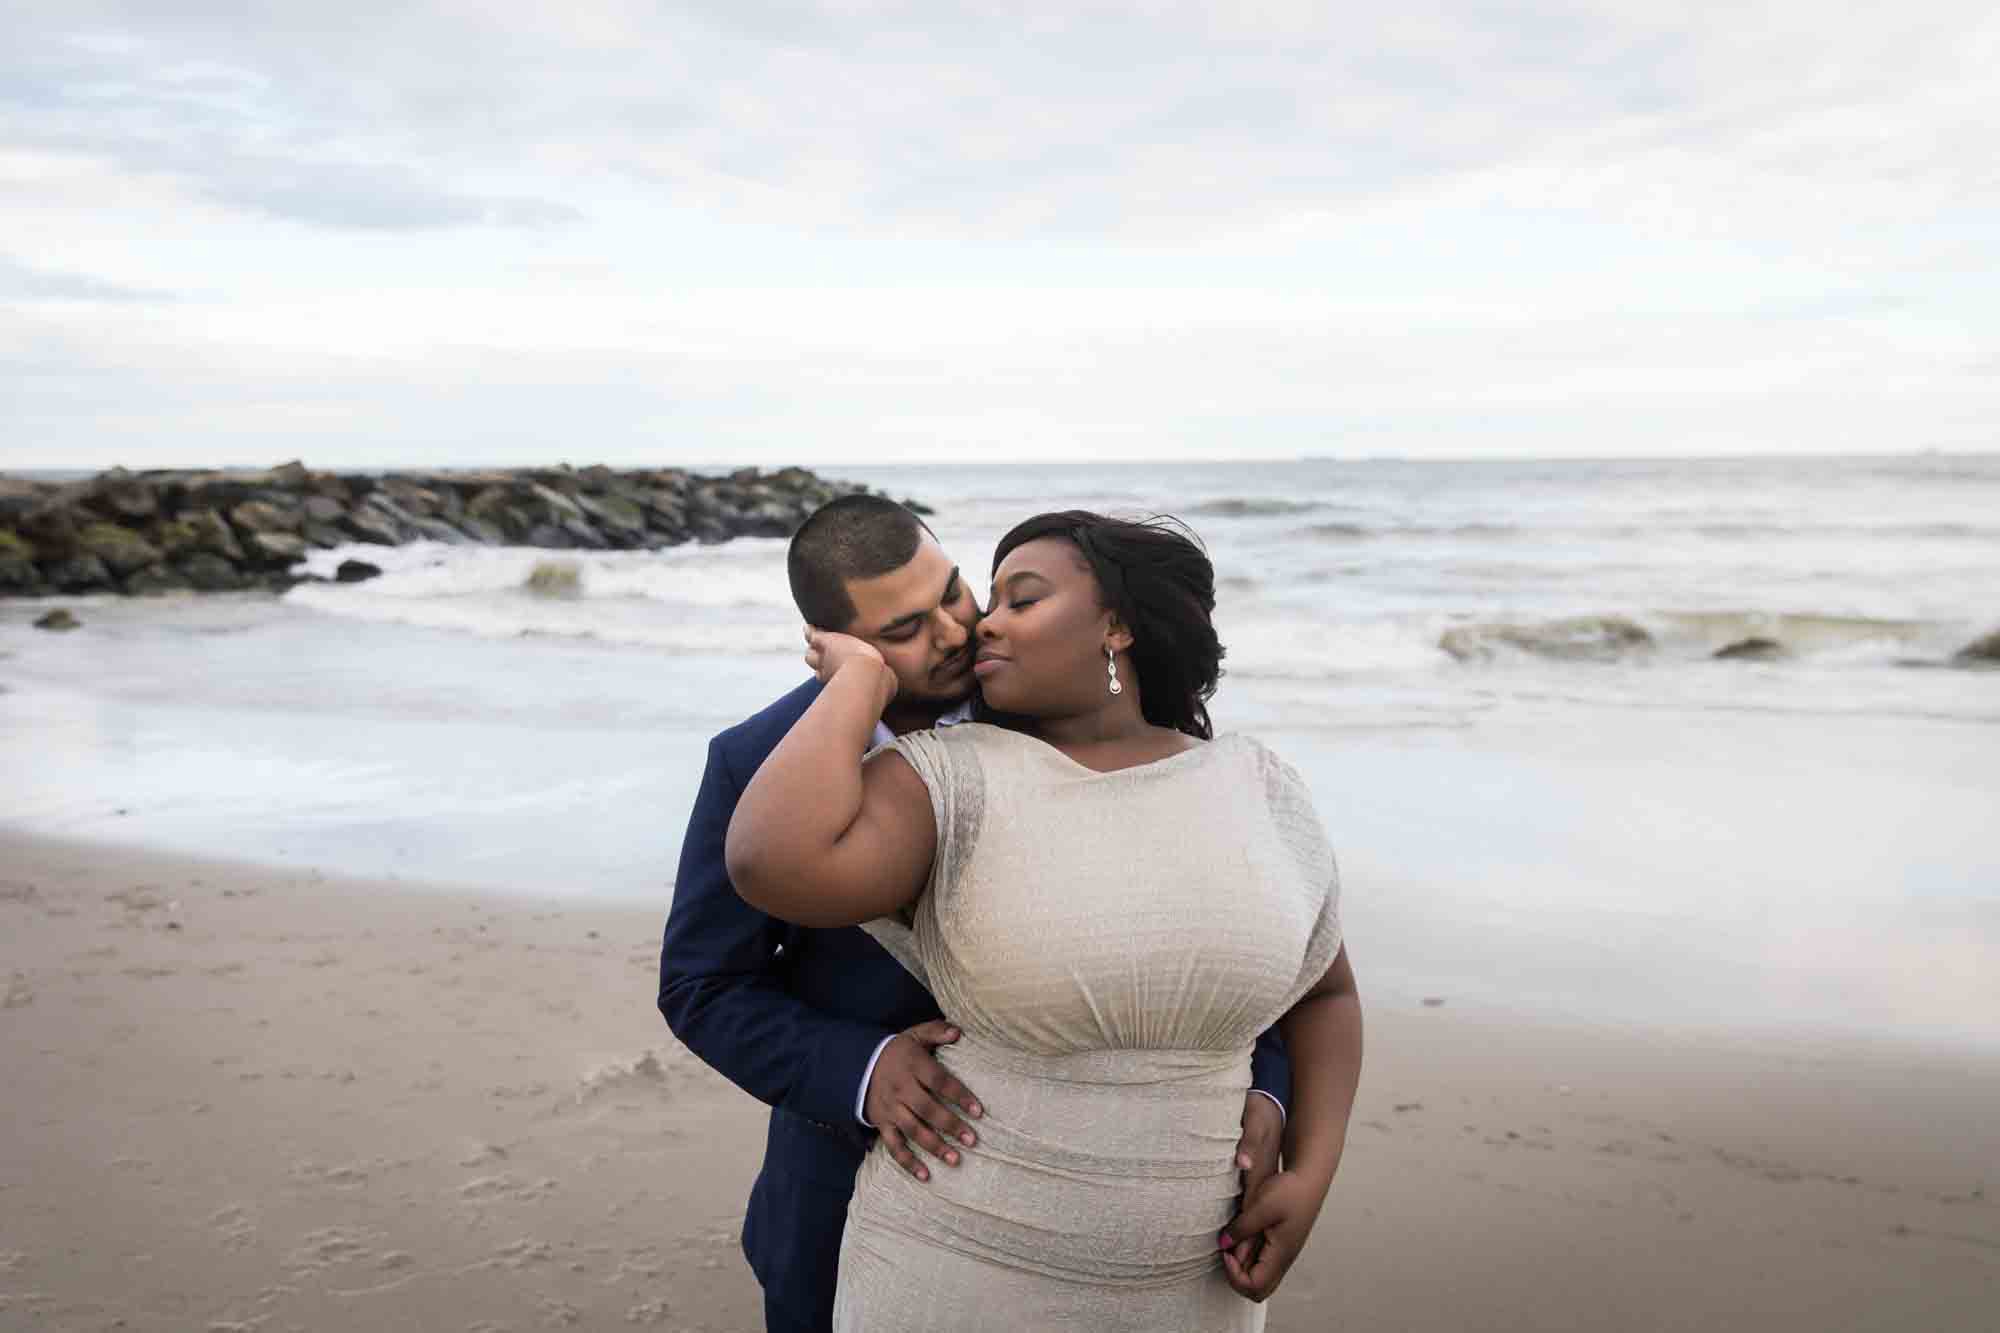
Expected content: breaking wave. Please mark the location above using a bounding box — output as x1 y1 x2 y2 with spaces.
1186 497 1325 518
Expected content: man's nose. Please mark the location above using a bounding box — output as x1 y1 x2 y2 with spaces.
935 607 969 648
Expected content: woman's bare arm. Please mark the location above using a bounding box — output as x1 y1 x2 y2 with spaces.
724 655 938 927
1221 945 1363 1302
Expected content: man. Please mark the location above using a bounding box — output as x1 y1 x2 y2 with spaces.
659 494 1291 1333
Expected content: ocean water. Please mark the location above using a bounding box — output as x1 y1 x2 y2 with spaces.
3 456 1997 1047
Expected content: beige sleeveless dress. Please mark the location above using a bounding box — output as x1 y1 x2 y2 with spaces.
836 723 1342 1332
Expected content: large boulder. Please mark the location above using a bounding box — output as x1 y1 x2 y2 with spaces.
524 523 574 549
302 521 348 549
266 460 311 489
231 499 303 535
86 480 159 523
302 495 346 524
308 474 355 504
526 484 588 526
175 552 247 591
466 486 533 542
689 515 732 545
407 516 470 545
16 505 80 561
0 479 52 523
739 500 798 539
559 516 609 549
644 469 692 499
0 551 44 595
341 507 403 546
457 516 506 545
124 563 191 596
574 492 648 545
42 553 114 593
151 508 245 563
1952 627 2000 666
377 479 444 518
76 522 162 577
243 531 308 568
170 473 267 513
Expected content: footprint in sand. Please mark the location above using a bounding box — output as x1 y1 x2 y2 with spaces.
494 1239 556 1270
291 1162 371 1190
567 1051 701 1113
208 1205 257 1251
459 1174 555 1205
284 1226 372 1273
105 888 165 913
606 1255 663 1284
0 881 40 905
536 1296 581 1326
3 973 30 1010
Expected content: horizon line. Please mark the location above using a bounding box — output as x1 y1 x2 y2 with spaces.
4 446 1996 478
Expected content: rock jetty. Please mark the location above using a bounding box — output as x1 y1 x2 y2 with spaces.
0 462 915 598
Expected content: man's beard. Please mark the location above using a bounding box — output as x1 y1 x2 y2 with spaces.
901 648 976 705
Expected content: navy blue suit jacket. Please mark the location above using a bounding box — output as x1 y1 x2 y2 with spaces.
658 679 1292 1326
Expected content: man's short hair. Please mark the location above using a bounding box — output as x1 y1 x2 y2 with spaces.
787 494 934 631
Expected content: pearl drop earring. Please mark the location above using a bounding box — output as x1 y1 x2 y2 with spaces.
1106 646 1123 696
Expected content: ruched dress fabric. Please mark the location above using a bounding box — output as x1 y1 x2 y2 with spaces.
834 723 1342 1333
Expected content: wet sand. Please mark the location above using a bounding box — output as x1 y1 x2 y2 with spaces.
1 833 1994 1331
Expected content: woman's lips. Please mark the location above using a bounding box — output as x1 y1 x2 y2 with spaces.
972 656 1007 677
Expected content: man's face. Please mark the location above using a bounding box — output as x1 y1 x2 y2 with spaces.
840 534 980 706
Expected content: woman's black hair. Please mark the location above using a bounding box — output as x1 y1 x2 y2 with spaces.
986 510 1224 740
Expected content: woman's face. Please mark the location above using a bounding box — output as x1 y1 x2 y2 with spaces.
973 536 1123 716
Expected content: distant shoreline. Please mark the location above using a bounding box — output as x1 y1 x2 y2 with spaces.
8 449 1998 483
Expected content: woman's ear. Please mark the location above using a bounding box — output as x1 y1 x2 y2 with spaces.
1104 613 1135 656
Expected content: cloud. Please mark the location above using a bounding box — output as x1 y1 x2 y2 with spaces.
196 160 583 232
0 11 586 232
7 2 1992 237
0 253 176 302
0 2 1994 465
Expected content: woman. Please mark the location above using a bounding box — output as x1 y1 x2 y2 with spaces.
727 511 1362 1331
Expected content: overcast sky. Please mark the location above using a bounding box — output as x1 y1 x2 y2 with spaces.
2 1 1995 469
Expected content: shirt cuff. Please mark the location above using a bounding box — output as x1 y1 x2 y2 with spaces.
854 1033 900 1127
1248 1087 1287 1125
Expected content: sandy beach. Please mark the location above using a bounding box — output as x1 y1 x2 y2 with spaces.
3 832 1993 1332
